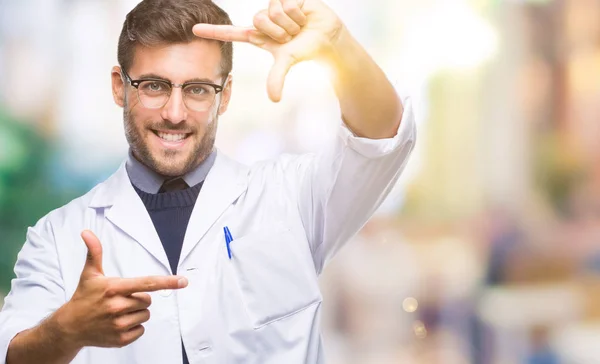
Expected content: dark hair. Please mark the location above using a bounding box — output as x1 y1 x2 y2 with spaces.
118 0 233 77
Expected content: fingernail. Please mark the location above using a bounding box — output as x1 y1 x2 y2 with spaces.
178 278 188 288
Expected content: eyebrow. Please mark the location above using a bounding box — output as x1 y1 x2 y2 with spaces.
136 73 219 84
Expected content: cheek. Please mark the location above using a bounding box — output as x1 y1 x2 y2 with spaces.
127 94 154 122
201 98 221 121
124 90 139 108
128 108 155 132
191 110 217 130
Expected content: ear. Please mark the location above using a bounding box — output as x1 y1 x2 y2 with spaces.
217 74 233 116
111 66 126 108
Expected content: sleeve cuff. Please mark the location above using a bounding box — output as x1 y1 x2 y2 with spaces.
338 95 417 159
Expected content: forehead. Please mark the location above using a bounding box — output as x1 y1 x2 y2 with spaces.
129 40 223 81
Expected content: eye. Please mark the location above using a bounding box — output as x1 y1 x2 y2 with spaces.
148 82 163 91
188 85 208 95
184 84 214 96
140 80 168 93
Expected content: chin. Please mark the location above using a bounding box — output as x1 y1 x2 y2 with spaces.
155 162 189 177
146 152 187 176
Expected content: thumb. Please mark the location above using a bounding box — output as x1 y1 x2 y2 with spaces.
267 54 295 103
81 230 104 277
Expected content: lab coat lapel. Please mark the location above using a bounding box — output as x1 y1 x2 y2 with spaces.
91 164 172 273
179 151 248 266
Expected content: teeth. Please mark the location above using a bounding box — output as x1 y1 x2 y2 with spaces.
157 132 186 142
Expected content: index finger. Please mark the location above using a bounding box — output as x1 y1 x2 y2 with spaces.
111 275 188 295
192 24 255 43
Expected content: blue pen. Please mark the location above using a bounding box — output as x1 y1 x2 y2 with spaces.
224 226 233 259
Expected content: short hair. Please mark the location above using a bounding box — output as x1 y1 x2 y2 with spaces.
118 0 233 77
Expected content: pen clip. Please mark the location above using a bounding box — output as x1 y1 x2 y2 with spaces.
224 226 233 260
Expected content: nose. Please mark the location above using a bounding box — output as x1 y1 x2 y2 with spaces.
160 87 188 124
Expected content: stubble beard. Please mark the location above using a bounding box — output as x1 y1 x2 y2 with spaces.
123 104 217 177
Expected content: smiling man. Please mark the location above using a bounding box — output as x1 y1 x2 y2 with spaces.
117 42 226 179
0 0 416 363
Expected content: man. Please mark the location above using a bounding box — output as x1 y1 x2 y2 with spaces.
0 0 416 363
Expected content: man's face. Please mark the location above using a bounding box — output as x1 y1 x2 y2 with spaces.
111 40 232 177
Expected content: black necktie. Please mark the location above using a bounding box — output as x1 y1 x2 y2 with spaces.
158 177 189 193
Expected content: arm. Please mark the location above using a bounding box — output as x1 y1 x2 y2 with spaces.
6 311 81 364
295 97 415 273
0 219 74 364
325 27 403 139
193 0 416 272
1 225 188 364
298 15 413 270
193 0 403 140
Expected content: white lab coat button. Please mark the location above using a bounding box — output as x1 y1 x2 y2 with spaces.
159 289 173 297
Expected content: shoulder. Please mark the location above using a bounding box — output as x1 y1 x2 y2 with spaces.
34 181 103 235
32 165 122 237
247 153 317 183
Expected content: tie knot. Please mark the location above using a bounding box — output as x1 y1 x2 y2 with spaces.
159 177 189 193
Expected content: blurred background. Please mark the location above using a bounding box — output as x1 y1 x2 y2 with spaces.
1 0 599 362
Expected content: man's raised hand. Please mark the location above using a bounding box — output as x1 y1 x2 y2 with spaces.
193 0 343 102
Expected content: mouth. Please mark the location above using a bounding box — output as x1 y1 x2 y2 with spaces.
152 130 193 148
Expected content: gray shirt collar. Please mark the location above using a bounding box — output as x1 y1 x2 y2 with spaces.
126 149 216 194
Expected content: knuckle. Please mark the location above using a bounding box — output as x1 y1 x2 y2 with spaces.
136 325 146 340
104 282 118 297
141 309 151 323
112 317 128 331
117 334 131 347
282 1 297 14
117 326 144 347
106 300 124 315
288 24 301 35
143 278 157 291
275 31 289 43
141 293 152 307
253 12 270 27
104 288 117 298
269 6 285 19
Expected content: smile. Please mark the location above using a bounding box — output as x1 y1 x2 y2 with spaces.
153 130 191 142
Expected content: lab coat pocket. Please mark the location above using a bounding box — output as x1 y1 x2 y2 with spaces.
229 226 322 329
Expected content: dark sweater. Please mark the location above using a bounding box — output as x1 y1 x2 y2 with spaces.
133 180 203 364
133 181 202 274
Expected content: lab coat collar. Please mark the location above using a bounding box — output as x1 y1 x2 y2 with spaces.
89 150 249 273
179 151 249 267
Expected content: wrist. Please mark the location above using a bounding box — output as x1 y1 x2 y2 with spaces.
320 24 350 61
52 303 85 351
318 25 362 79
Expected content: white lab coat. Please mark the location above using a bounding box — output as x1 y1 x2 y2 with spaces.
0 97 416 364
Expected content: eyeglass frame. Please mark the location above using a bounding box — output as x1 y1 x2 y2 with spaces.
121 69 228 111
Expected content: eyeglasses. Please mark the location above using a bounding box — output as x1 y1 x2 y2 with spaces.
122 70 226 112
